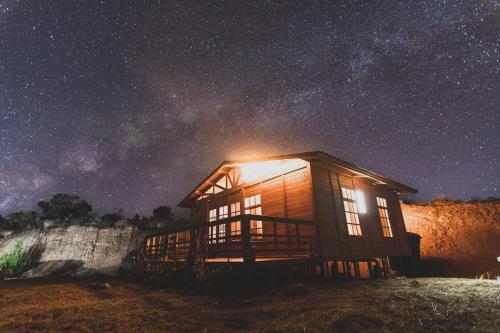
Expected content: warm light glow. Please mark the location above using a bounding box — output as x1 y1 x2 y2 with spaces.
236 159 307 184
355 190 367 214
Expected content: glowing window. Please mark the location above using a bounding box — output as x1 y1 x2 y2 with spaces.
215 205 227 243
376 197 393 237
209 209 217 222
341 187 362 236
219 205 228 219
209 209 217 244
230 202 241 216
230 202 241 239
245 194 263 240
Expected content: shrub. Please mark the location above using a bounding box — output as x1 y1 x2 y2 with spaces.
0 241 28 277
100 213 124 228
6 211 42 231
430 194 460 204
38 193 92 221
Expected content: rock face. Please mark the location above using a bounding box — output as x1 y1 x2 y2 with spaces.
401 201 500 277
0 225 147 277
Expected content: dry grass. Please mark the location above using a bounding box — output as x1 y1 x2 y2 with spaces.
0 277 499 332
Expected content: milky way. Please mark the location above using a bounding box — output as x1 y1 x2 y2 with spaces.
1 1 499 215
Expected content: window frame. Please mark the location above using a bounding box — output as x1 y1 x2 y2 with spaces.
341 187 363 236
230 202 241 239
244 194 263 240
208 208 218 244
376 197 393 238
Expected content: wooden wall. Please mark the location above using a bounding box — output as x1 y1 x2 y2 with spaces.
194 164 315 235
192 160 411 260
310 161 411 260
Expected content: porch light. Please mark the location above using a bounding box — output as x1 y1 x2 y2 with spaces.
355 190 367 214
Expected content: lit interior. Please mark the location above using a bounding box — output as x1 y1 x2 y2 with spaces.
196 158 307 200
236 159 307 184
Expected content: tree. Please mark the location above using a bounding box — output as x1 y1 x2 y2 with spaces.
100 212 124 228
38 194 92 223
151 205 176 229
6 211 41 231
152 206 174 221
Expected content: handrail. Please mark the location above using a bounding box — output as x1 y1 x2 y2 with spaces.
168 214 315 232
142 214 319 264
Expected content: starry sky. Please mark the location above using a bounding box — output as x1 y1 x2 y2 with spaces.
1 1 499 216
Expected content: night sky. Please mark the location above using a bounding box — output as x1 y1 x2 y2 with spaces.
1 1 499 216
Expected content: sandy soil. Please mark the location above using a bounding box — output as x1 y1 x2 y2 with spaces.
0 277 499 332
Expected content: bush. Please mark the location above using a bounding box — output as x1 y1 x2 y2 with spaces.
38 193 92 221
6 211 42 231
0 242 28 277
430 195 460 204
100 213 124 228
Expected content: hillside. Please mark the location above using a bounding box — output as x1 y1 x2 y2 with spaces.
402 200 500 277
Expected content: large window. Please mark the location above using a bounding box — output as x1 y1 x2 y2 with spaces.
341 187 362 236
230 202 241 238
244 194 263 240
376 197 393 237
218 205 228 242
208 208 217 244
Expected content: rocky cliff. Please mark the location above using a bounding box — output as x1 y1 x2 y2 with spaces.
0 225 146 277
401 200 500 277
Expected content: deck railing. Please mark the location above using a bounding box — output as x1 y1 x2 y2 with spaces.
143 214 319 263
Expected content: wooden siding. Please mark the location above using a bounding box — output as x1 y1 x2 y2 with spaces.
192 160 411 261
195 164 314 237
311 161 411 259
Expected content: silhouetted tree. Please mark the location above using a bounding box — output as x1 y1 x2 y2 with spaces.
6 211 41 231
152 206 174 221
100 212 125 228
151 205 176 229
38 194 92 224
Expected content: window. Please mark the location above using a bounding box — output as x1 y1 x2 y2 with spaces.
209 208 217 244
219 205 228 219
231 202 241 216
230 202 241 238
245 194 263 240
209 208 217 222
376 197 393 237
218 205 228 242
341 187 362 236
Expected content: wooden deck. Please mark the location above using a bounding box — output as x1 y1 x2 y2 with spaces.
142 215 319 265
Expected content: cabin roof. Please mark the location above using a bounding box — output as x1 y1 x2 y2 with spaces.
178 151 418 207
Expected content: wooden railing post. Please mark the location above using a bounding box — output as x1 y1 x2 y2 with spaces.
242 216 253 263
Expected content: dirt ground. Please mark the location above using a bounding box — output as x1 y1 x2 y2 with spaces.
0 277 499 333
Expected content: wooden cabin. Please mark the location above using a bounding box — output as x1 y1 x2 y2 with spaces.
143 151 417 278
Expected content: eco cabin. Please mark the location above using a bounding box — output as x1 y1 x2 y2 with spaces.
142 151 418 278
